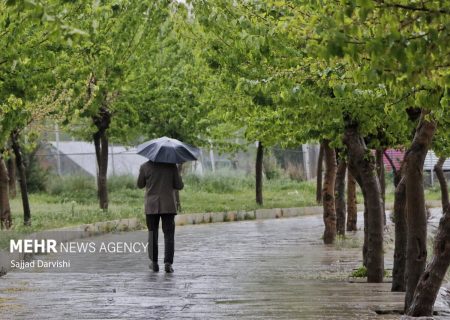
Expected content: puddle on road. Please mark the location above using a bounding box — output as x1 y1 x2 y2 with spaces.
1 210 449 319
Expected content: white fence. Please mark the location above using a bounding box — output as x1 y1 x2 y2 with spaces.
36 141 320 181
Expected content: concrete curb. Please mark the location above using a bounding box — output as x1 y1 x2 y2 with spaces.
0 200 442 276
174 200 442 226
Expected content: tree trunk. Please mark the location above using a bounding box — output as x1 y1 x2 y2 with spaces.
92 105 111 211
348 158 369 267
255 141 264 205
346 170 357 231
376 149 386 225
11 132 31 226
391 177 407 292
344 122 384 283
7 155 16 198
434 157 449 210
363 199 368 267
335 155 347 236
404 111 436 311
322 140 337 244
316 143 324 204
406 204 450 317
0 155 12 229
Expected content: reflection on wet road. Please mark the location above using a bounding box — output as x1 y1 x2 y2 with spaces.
1 212 448 319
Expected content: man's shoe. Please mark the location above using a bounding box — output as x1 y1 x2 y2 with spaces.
164 263 174 273
149 262 159 272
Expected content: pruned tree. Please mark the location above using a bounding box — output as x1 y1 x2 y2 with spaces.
60 0 171 210
335 150 347 236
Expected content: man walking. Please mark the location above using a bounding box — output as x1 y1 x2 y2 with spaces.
137 161 184 273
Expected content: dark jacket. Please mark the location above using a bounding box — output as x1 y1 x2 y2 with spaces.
137 161 184 214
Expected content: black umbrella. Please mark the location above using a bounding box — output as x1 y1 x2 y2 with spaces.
136 137 200 164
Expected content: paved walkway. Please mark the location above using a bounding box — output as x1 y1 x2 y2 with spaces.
1 212 449 319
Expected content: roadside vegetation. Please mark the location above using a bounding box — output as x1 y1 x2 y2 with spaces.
3 172 440 233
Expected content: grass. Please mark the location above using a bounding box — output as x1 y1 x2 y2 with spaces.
350 266 368 278
4 173 319 234
181 173 317 213
2 172 442 235
350 266 391 278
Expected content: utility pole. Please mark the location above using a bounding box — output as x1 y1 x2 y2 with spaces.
55 123 62 176
302 144 311 180
209 142 215 172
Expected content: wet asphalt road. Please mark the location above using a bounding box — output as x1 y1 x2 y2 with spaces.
1 212 448 319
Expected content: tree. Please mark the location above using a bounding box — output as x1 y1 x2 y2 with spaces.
132 8 213 148
190 1 385 258
190 1 448 287
183 3 296 205
335 150 347 236
0 153 11 229
322 140 337 243
346 171 357 231
390 108 422 292
10 129 31 225
343 119 384 282
403 110 437 307
407 202 450 316
432 121 450 210
1 0 87 225
60 0 171 210
391 173 407 292
406 112 450 315
316 143 324 204
295 0 448 297
375 149 386 224
255 141 264 205
6 155 16 198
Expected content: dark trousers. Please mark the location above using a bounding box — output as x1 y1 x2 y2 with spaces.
146 214 176 265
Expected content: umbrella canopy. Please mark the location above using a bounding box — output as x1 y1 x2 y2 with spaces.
136 137 200 164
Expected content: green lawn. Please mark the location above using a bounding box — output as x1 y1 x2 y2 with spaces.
3 173 442 234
